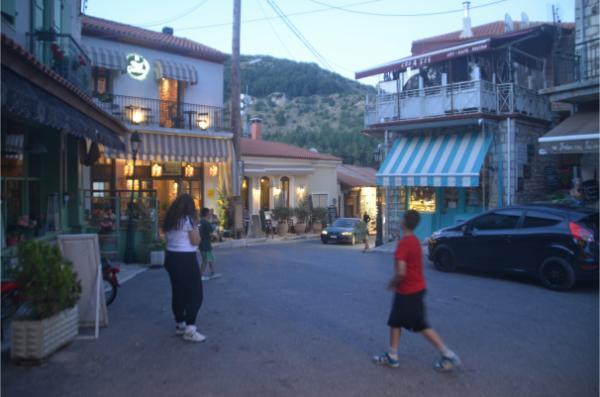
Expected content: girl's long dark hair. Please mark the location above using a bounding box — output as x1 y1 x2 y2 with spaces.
162 193 197 232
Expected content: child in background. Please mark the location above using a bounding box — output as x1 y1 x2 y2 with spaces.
199 207 221 281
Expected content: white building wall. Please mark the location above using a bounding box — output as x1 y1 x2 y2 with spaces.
80 36 224 107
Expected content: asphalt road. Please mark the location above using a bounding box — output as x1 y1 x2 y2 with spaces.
3 240 598 397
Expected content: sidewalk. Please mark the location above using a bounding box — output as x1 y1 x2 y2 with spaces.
212 233 320 249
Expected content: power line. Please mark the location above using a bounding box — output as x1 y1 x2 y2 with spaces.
176 0 383 31
256 0 295 58
137 0 210 28
306 0 508 17
265 0 334 70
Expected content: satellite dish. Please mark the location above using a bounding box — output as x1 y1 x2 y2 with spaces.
504 13 514 32
521 12 530 28
309 148 319 153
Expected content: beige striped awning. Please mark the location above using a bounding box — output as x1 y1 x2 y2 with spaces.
82 45 127 71
154 59 198 84
104 132 231 163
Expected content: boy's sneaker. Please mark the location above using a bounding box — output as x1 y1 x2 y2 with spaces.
434 353 461 372
201 274 211 281
182 325 206 343
372 352 399 368
175 322 186 336
210 272 222 280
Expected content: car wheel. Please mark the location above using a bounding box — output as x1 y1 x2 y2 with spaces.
539 257 575 291
434 248 456 272
321 238 328 244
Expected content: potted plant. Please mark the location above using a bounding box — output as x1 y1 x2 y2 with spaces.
293 206 309 235
272 207 291 235
149 238 166 267
11 240 81 361
311 207 328 233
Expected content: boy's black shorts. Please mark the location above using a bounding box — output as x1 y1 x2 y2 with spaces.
387 290 429 332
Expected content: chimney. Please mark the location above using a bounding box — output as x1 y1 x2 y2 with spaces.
250 118 262 140
459 1 473 39
162 26 174 35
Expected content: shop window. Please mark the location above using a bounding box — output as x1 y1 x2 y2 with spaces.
280 176 289 208
387 187 406 236
159 78 183 128
260 177 270 210
311 193 328 208
471 210 521 231
92 181 110 197
443 188 458 209
409 187 436 213
466 187 482 207
1 0 16 25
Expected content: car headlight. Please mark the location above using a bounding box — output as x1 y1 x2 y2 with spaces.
342 232 352 236
321 230 328 235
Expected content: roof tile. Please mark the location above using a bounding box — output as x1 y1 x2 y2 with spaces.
82 15 228 63
241 139 341 161
337 164 376 187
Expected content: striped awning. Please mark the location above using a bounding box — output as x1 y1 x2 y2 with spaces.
154 59 198 84
104 132 231 162
82 45 127 71
377 132 492 187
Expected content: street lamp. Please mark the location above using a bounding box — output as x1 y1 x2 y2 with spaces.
124 131 142 263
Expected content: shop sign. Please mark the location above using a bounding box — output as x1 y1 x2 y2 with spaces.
126 53 150 81
539 139 599 155
162 162 181 176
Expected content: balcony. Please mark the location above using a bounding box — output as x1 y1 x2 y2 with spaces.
92 94 226 132
364 80 551 128
27 31 92 95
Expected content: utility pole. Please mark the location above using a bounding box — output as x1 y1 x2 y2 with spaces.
230 0 243 237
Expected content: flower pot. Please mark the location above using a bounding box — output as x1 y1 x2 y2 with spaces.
312 222 323 233
277 222 288 236
11 306 78 361
295 222 306 234
150 250 165 267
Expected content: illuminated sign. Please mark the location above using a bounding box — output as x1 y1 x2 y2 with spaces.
126 53 150 81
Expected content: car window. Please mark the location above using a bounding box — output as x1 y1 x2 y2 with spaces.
522 211 563 228
333 219 355 228
471 211 521 231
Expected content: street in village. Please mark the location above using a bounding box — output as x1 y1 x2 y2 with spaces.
2 239 598 397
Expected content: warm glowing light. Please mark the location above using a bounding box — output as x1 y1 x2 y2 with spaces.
273 187 281 196
184 164 194 177
126 179 140 190
151 163 162 177
131 109 144 124
296 185 306 197
124 161 134 177
208 164 218 177
197 112 209 130
242 179 248 189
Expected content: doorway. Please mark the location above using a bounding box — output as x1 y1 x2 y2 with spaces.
159 78 183 128
260 177 270 210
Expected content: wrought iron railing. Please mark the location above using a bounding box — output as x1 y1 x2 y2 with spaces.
92 94 226 131
552 38 600 86
365 80 551 126
27 31 92 94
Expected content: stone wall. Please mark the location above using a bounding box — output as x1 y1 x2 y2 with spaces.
576 0 599 44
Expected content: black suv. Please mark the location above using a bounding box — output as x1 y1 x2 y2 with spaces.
428 204 598 291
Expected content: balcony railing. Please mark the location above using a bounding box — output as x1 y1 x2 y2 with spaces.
92 94 225 131
364 80 551 127
553 38 600 86
27 31 92 95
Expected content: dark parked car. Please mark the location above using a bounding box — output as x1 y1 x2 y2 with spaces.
428 204 598 291
321 218 367 245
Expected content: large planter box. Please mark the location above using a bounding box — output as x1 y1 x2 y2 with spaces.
277 222 289 236
11 306 78 361
150 250 165 267
295 223 306 234
312 222 323 233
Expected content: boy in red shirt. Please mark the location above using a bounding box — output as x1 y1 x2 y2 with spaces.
373 210 461 371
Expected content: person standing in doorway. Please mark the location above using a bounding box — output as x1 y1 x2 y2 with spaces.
163 194 205 342
200 207 221 281
372 210 460 371
363 212 371 253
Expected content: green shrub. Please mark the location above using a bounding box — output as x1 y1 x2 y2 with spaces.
311 207 328 224
15 240 81 320
272 207 291 221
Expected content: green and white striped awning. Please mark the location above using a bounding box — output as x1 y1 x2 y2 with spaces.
154 59 198 84
82 45 127 71
104 132 231 163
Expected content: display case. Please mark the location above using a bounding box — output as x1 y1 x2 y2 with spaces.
409 187 436 213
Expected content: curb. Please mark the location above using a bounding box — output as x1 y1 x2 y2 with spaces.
213 234 320 249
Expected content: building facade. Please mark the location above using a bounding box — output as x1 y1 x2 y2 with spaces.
241 119 341 218
1 1 126 259
337 164 377 226
357 9 574 240
78 16 232 258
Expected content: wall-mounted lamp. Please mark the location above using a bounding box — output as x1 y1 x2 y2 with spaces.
197 112 209 130
296 185 306 197
208 164 218 177
124 161 134 177
184 164 194 177
131 109 144 124
151 163 162 177
273 186 282 196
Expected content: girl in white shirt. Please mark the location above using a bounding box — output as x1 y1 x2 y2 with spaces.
163 193 205 342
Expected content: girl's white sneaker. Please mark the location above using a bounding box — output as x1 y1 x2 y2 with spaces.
182 325 206 343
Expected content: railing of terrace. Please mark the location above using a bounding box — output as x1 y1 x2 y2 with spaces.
92 94 226 131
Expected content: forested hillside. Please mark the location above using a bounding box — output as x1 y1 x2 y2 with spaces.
224 55 380 167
